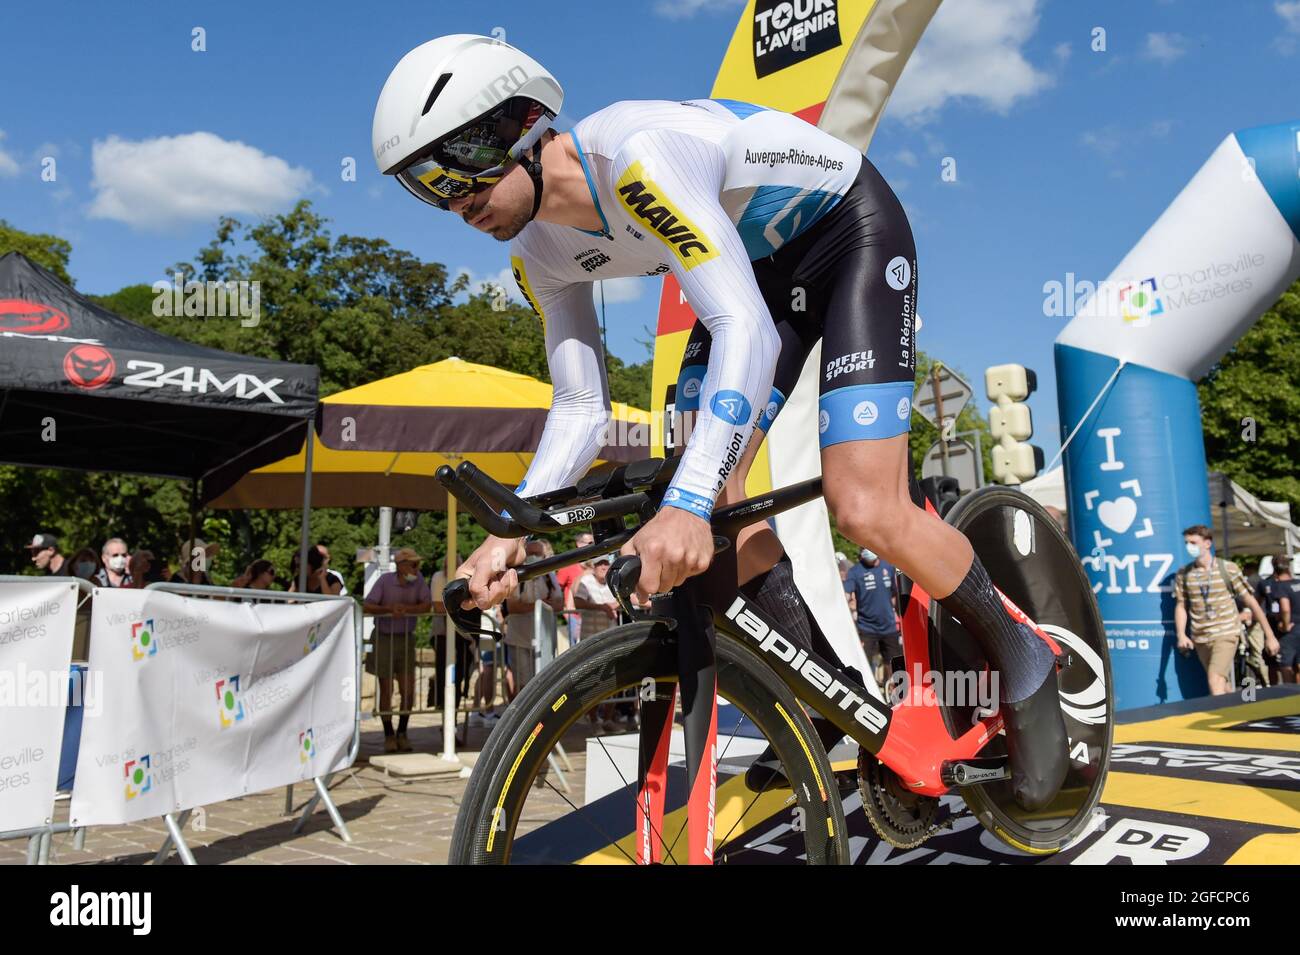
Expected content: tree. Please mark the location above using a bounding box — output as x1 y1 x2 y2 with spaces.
1198 279 1300 519
0 220 73 284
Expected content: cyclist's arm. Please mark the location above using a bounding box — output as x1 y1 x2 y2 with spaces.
612 132 780 521
513 279 611 499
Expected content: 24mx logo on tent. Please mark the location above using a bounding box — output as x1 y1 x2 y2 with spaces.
122 360 285 404
0 298 70 335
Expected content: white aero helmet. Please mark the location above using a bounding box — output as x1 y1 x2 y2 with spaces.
373 34 563 212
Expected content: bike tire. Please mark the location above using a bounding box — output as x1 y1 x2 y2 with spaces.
937 486 1114 854
449 621 849 865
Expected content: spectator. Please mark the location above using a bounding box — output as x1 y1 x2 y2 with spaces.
502 540 562 700
127 549 165 588
176 539 218 585
93 538 133 588
1258 556 1297 684
473 605 504 726
575 555 620 638
844 547 902 686
555 532 595 649
362 546 432 753
26 533 67 575
314 543 348 595
289 546 342 595
576 554 625 732
1174 526 1277 696
232 559 276 590
429 552 474 710
66 548 101 582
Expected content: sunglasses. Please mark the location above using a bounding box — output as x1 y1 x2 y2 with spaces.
392 98 552 209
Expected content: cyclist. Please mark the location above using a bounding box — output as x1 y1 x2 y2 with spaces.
373 35 1068 809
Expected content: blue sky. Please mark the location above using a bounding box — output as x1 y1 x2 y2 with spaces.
3 0 1298 456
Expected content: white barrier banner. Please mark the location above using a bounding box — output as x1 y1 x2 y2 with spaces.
0 578 78 832
71 589 355 826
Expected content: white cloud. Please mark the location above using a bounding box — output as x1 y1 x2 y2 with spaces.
1144 32 1189 64
1053 41 1072 64
1277 1 1300 31
87 132 313 229
457 265 520 302
0 132 20 178
653 0 743 19
596 277 643 305
894 148 919 168
890 0 1053 123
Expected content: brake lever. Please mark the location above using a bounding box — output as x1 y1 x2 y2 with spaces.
441 578 499 640
607 555 676 628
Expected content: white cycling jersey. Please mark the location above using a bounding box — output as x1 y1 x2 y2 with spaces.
511 98 863 519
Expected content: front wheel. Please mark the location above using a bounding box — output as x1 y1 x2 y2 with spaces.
934 486 1114 854
449 622 849 864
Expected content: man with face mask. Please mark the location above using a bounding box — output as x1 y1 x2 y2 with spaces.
1174 525 1277 696
363 546 434 752
94 538 133 588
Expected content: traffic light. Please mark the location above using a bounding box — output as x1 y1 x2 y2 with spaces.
985 364 1044 484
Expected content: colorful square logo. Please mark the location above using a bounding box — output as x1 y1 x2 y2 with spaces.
216 675 245 728
130 618 157 661
302 623 323 656
1119 277 1164 325
124 755 152 800
299 728 315 764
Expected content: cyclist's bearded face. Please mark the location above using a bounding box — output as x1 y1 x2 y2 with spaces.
456 164 532 242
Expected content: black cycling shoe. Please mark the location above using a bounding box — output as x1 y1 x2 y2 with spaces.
1001 666 1069 812
745 715 847 792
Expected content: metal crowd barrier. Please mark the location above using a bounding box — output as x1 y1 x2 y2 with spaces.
0 575 94 865
140 581 363 865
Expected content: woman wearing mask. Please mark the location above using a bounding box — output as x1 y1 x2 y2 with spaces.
67 548 101 582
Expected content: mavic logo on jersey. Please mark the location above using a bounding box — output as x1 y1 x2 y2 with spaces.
511 255 544 328
710 391 751 425
615 162 718 271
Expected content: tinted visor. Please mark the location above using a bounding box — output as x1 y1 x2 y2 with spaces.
393 97 550 206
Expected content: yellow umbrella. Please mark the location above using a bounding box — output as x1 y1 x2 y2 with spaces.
209 357 653 510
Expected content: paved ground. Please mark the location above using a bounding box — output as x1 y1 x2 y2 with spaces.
0 708 587 866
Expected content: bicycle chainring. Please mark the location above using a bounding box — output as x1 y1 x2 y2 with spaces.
857 748 939 849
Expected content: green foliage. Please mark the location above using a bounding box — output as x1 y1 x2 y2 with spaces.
1198 280 1300 520
0 206 652 586
0 219 73 284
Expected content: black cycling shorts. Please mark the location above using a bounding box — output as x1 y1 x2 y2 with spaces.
674 156 918 448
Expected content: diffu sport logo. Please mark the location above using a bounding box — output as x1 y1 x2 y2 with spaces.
1119 277 1164 326
615 162 717 271
124 755 152 800
299 728 316 764
0 299 71 335
752 0 843 78
63 344 116 389
215 675 245 729
130 619 157 661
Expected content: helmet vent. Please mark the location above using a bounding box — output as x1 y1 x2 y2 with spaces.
422 73 453 116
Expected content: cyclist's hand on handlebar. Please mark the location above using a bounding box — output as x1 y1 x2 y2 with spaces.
457 535 529 611
620 505 714 602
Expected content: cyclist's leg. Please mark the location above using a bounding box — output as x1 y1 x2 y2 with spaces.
814 158 1067 811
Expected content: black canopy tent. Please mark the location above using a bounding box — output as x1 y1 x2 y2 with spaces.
0 251 321 585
